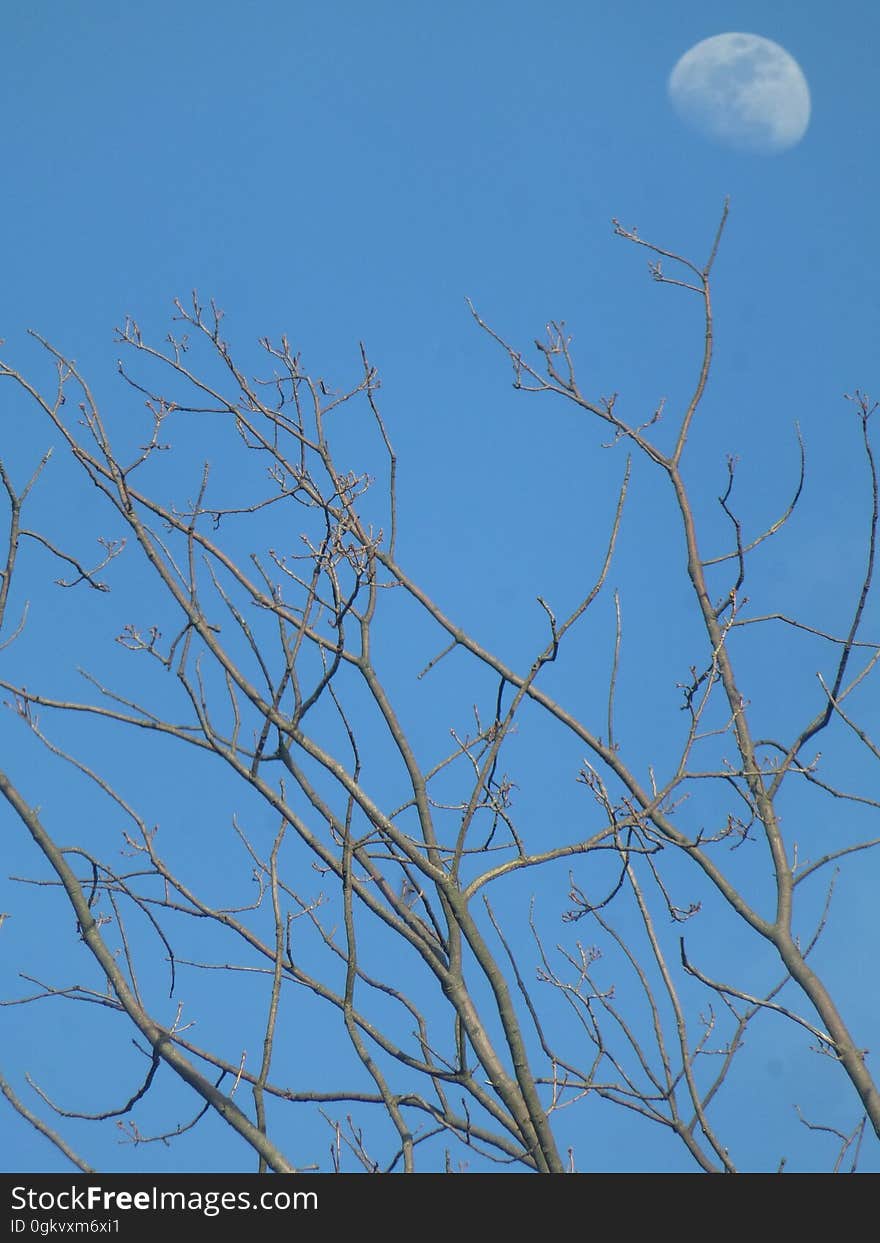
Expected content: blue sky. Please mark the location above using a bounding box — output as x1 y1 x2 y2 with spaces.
2 2 879 1174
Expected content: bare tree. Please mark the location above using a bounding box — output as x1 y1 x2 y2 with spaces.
1 206 877 1174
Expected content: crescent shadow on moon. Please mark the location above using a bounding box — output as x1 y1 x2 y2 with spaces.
668 33 810 154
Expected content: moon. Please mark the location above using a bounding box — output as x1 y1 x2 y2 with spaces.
668 33 810 154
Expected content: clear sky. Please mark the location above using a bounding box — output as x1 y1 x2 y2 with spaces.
2 1 879 1174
